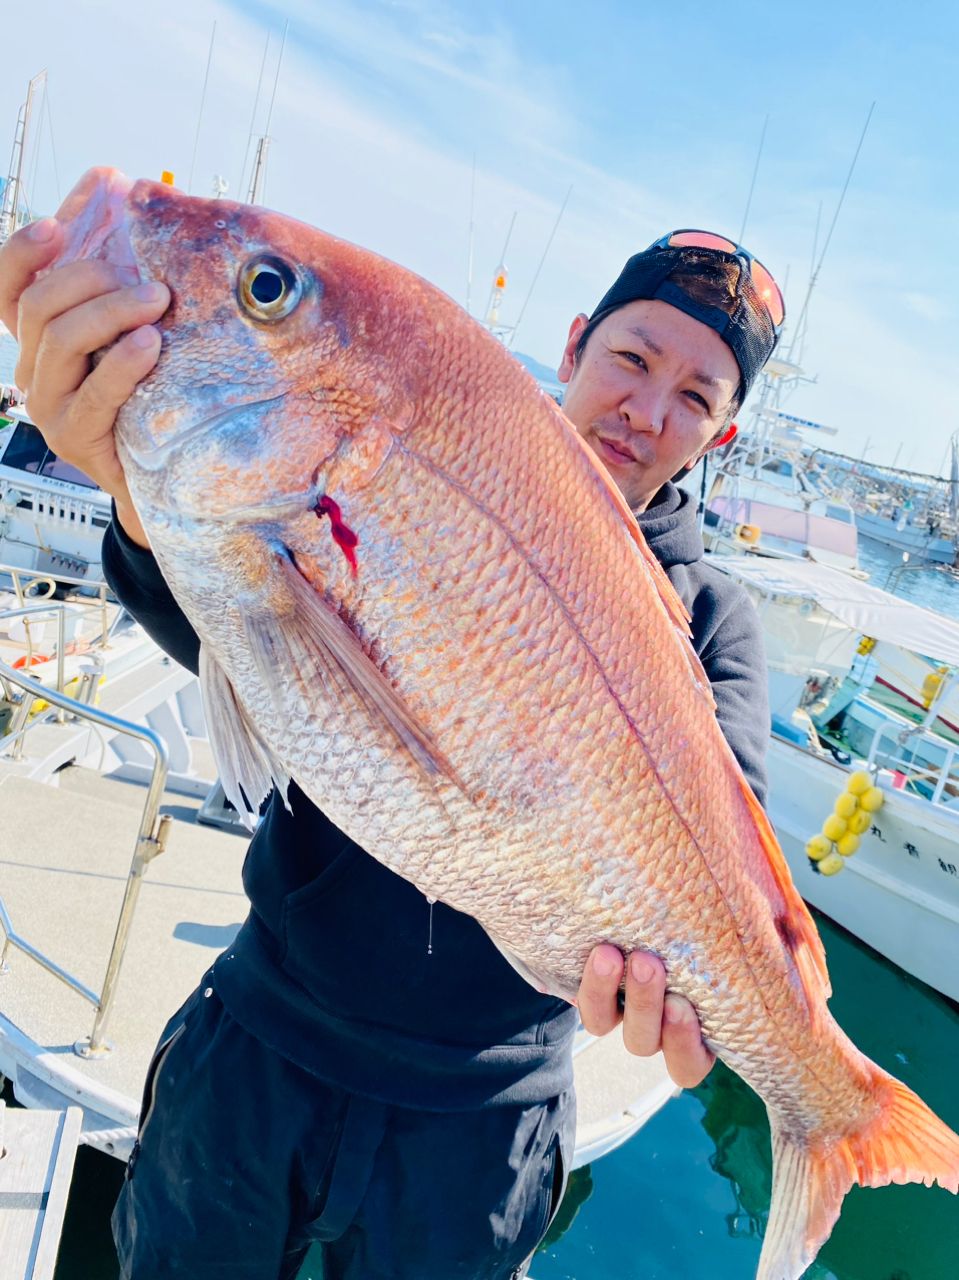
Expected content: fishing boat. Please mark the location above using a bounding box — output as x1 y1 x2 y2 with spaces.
817 436 959 568
0 574 678 1168
715 555 959 1002
0 404 112 588
696 414 860 576
698 366 861 575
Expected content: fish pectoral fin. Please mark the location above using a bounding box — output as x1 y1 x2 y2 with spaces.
760 1080 959 1280
200 645 292 828
245 551 455 785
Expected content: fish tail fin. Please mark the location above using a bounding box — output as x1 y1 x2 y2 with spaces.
759 1075 959 1280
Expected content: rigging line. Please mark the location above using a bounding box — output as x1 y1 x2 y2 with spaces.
187 20 218 195
484 209 517 323
466 150 476 316
42 82 61 205
786 102 875 359
26 81 44 216
738 113 768 246
257 19 289 207
263 20 289 139
508 184 572 349
239 32 271 202
797 202 822 368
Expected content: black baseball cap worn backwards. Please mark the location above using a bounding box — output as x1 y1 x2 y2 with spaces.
588 237 783 400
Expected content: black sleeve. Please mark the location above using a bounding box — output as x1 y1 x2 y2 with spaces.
101 507 201 675
694 581 770 808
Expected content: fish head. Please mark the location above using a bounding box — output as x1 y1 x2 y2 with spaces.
51 168 431 528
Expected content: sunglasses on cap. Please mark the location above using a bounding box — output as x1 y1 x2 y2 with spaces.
651 230 785 332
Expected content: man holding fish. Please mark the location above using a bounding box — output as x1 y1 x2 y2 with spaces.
5 186 953 1280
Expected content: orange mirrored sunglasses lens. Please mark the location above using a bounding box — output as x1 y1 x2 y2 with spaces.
749 261 785 327
668 231 738 253
667 231 784 327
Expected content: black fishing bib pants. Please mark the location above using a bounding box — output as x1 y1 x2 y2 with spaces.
112 974 573 1280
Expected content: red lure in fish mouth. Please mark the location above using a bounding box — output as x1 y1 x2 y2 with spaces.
314 494 359 576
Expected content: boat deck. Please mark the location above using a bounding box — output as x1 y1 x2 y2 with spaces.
0 765 248 1153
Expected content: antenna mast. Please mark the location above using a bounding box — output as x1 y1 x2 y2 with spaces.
0 70 47 244
248 21 289 205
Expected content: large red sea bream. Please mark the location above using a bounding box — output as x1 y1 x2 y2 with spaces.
49 168 959 1280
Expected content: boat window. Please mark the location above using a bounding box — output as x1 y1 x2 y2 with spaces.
825 504 853 523
0 420 100 490
761 458 793 477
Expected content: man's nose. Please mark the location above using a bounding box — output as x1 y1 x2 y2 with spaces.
620 383 666 435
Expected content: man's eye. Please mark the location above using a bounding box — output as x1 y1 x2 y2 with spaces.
617 350 646 368
685 390 710 410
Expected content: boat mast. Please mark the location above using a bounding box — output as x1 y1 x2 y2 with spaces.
247 21 289 206
0 71 47 245
508 184 572 349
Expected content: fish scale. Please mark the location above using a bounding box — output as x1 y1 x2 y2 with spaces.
49 166 959 1280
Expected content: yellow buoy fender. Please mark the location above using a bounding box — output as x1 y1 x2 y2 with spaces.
847 809 872 835
805 834 833 861
860 786 885 813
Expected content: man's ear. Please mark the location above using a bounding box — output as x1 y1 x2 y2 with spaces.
683 422 737 471
557 314 589 384
711 423 738 450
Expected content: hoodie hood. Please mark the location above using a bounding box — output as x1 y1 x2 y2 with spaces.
633 482 705 569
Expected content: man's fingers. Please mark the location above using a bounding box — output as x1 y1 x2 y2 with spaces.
661 994 715 1089
16 260 143 387
20 278 167 411
0 218 63 336
27 327 162 498
577 945 626 1036
621 951 668 1057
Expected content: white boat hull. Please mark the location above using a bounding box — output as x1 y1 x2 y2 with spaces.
766 736 959 1002
856 512 955 565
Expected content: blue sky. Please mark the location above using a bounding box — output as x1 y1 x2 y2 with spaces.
4 0 958 473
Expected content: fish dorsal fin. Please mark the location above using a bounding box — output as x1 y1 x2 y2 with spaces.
562 413 692 637
738 771 832 1014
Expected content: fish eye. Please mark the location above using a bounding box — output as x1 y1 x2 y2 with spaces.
238 255 302 321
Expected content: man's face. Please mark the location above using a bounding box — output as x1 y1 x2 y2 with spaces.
557 298 739 511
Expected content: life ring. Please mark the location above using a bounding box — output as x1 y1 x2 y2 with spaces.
12 653 51 669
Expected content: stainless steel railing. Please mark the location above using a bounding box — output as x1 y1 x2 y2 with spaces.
0 654 172 1057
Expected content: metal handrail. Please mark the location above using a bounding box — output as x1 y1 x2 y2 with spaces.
0 655 171 1056
4 564 112 661
865 720 959 807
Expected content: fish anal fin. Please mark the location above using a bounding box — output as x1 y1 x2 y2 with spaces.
738 773 832 1015
199 646 290 829
760 1077 959 1279
247 552 457 787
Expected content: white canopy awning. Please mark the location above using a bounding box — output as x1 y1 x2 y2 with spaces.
715 555 959 667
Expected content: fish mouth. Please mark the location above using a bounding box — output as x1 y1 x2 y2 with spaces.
205 487 324 525
122 394 287 471
124 393 322 523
